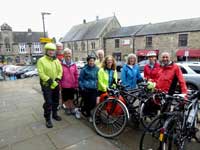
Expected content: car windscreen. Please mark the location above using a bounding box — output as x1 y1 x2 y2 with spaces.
189 65 200 74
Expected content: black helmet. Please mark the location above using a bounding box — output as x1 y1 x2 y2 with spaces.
87 55 96 62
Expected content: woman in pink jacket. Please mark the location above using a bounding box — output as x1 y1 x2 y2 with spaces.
60 48 79 115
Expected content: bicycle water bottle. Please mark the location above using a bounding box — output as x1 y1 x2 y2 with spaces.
187 109 195 124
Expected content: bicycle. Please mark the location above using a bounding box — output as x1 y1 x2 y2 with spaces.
159 90 200 150
140 91 200 150
92 82 157 138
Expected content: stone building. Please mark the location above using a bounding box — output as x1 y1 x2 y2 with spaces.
61 16 121 61
135 17 200 61
105 25 144 61
0 23 44 65
104 17 200 62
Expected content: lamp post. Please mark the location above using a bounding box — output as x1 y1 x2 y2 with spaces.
41 12 51 37
28 29 32 64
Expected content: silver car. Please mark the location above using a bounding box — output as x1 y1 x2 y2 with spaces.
176 62 200 91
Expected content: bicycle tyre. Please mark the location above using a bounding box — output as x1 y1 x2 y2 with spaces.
193 113 200 143
140 115 165 150
161 113 183 150
140 103 158 129
92 98 128 138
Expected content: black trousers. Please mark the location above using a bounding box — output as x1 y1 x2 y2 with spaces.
81 89 97 117
41 85 59 120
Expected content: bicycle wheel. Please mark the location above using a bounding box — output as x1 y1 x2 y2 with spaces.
140 116 165 150
160 112 186 150
140 102 159 129
193 113 200 143
93 98 128 138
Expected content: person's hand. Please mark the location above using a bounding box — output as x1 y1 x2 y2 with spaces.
55 78 60 83
47 78 53 87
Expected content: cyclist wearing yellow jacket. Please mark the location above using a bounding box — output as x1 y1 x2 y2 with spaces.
98 55 118 93
37 43 63 128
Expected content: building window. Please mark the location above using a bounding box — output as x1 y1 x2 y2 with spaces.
81 42 85 51
67 43 71 49
6 43 11 52
115 39 120 48
74 42 78 50
33 42 42 53
121 39 130 46
91 41 95 49
178 34 188 47
146 36 152 48
19 43 26 53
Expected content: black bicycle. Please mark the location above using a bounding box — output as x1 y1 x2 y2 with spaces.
140 91 200 150
159 91 200 150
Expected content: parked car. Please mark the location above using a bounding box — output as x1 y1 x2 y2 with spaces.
138 60 149 73
15 65 36 79
4 65 22 76
75 61 86 69
0 67 4 81
176 63 200 91
23 68 38 78
116 61 125 72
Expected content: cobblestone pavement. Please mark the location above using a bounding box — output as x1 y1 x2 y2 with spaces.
0 77 199 150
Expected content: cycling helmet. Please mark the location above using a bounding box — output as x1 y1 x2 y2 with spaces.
146 51 157 57
44 43 56 50
87 55 96 62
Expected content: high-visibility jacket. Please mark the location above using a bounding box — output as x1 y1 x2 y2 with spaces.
37 55 62 87
98 68 118 92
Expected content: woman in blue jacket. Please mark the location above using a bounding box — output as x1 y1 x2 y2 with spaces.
121 53 143 90
79 55 99 122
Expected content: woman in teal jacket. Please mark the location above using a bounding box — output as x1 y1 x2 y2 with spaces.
79 55 99 121
121 53 143 90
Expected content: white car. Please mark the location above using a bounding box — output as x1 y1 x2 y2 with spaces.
23 68 38 78
4 65 22 75
75 61 86 69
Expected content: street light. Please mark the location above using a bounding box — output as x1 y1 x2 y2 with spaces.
41 12 51 37
28 29 32 64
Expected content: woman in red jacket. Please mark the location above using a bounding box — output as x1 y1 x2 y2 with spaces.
144 51 160 82
156 52 187 95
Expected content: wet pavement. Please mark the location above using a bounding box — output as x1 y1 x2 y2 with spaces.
0 77 199 150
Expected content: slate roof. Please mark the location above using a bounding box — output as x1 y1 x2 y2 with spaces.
13 32 43 43
62 16 118 42
105 25 144 38
136 17 200 36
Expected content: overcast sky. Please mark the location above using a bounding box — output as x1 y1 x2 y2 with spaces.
0 0 199 40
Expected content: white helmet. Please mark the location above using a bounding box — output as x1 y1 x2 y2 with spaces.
147 51 157 57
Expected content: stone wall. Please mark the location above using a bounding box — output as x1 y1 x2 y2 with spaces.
105 37 134 61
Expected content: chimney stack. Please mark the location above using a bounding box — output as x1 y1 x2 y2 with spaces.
96 16 99 21
83 19 86 24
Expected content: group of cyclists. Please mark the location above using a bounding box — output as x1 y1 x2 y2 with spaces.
37 42 188 129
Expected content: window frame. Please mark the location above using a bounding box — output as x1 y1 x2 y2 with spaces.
115 39 120 48
91 41 95 49
178 34 188 47
146 36 152 48
19 43 26 54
